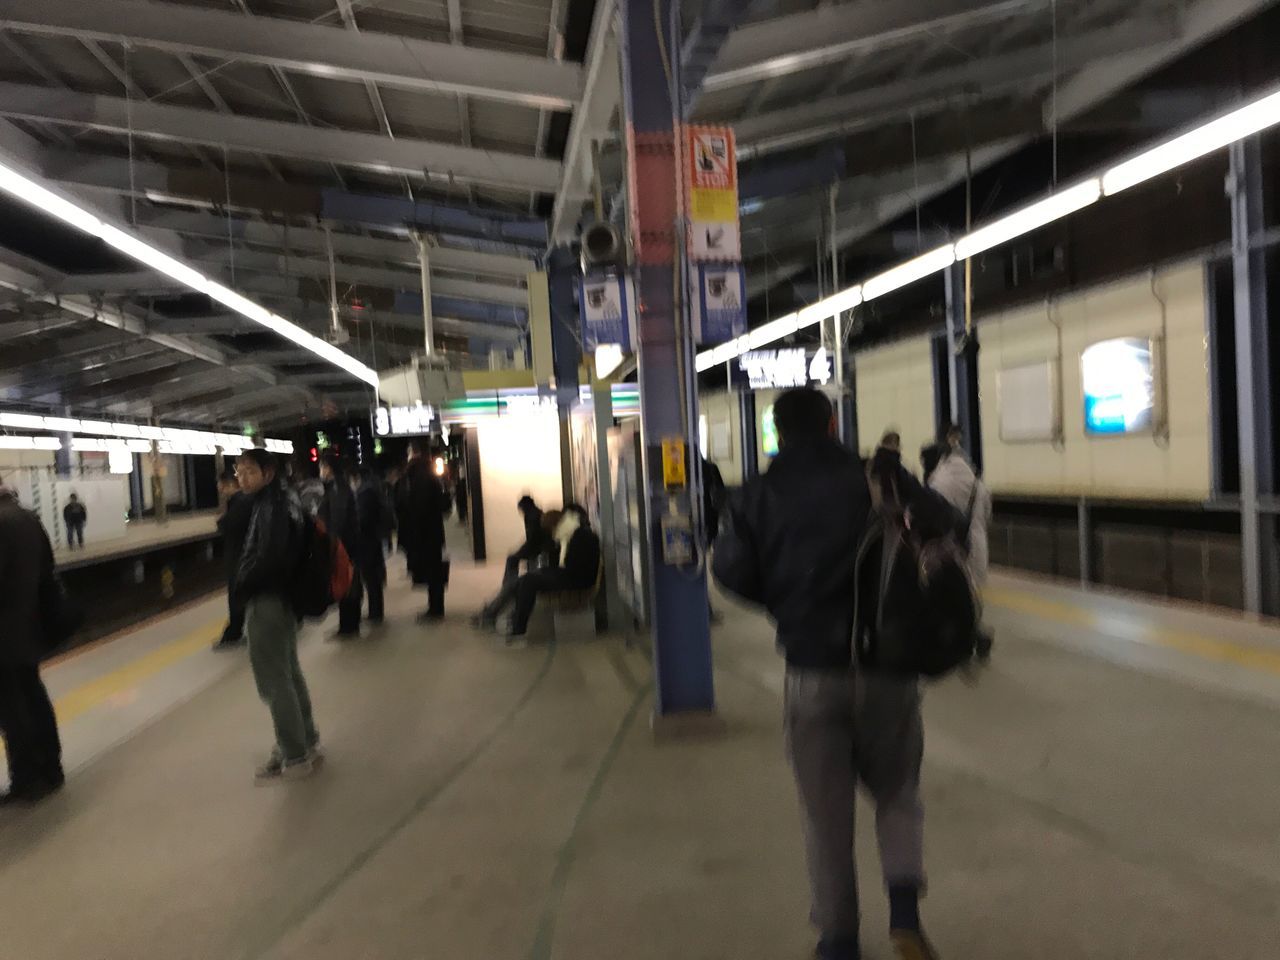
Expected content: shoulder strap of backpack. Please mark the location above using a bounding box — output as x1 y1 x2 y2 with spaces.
958 480 980 543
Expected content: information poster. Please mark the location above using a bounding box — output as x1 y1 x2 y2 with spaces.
685 126 741 262
579 273 631 351
694 264 747 345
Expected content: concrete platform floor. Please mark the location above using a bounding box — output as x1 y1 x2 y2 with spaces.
1 558 1278 959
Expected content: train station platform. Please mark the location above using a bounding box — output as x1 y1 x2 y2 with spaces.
53 509 219 570
1 558 1277 959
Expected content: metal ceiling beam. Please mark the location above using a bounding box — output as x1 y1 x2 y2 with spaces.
71 359 217 407
681 0 763 113
199 250 527 306
0 82 564 193
47 271 188 297
733 23 1172 156
15 350 183 402
1049 0 1273 126
144 314 248 336
0 0 583 110
550 0 620 241
704 0 1044 93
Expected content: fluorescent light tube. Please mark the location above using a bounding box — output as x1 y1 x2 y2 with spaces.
955 180 1102 260
0 412 45 430
748 313 799 349
43 416 81 432
862 246 956 301
97 224 213 293
1103 88 1280 196
0 162 103 235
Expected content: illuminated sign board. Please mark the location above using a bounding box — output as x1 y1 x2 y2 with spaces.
1081 337 1157 435
373 403 436 437
732 347 833 391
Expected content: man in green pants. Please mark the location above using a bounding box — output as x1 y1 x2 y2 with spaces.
234 449 321 784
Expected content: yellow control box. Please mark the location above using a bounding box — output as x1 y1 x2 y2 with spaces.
661 438 687 489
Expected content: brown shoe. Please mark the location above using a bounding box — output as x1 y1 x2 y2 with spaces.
891 930 940 960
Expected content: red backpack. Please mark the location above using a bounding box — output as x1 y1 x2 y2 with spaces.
293 517 355 618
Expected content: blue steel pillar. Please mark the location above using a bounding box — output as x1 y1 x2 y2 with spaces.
944 262 983 471
620 0 715 715
1228 136 1277 615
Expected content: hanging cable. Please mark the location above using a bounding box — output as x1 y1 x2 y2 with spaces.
223 144 235 284
1051 0 1059 187
124 42 137 228
911 111 922 252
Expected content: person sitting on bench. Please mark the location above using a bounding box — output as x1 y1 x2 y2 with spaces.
475 504 601 639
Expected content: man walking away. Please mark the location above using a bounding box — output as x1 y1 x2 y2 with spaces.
319 454 363 638
0 484 66 804
62 493 87 549
713 388 940 960
397 439 449 622
214 472 253 650
234 449 319 784
354 468 388 625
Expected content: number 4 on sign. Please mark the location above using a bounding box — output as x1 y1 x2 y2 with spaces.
809 347 833 385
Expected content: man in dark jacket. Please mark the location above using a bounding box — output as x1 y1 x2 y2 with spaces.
396 439 448 622
353 468 388 625
62 492 87 549
319 454 363 637
506 495 547 583
214 472 253 650
712 388 938 960
234 449 319 784
0 484 65 804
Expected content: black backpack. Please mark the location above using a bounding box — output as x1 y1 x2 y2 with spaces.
853 514 978 678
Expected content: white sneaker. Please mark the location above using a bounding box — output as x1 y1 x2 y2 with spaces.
280 757 316 781
254 752 316 784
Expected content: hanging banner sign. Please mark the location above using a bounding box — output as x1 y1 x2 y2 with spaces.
578 272 631 351
685 126 741 262
730 347 834 391
694 263 746 346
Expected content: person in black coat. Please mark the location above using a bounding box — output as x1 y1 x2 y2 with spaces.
396 439 449 622
0 484 65 803
354 468 388 625
506 495 548 583
214 472 254 650
319 453 363 637
712 389 940 960
62 493 87 549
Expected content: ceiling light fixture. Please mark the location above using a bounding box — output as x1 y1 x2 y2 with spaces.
0 161 378 386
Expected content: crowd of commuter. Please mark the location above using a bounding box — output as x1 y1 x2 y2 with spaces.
0 390 990 960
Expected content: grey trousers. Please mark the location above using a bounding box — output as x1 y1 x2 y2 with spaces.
784 665 925 942
246 594 319 763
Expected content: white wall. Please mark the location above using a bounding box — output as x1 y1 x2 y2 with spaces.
854 335 937 467
55 476 130 544
980 261 1211 500
698 390 743 484
476 409 565 562
139 453 187 510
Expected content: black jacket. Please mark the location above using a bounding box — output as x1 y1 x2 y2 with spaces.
63 501 87 526
355 482 388 573
713 438 872 669
396 458 447 585
236 484 305 602
321 478 361 557
217 491 253 581
0 494 57 665
560 526 602 589
512 502 548 563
